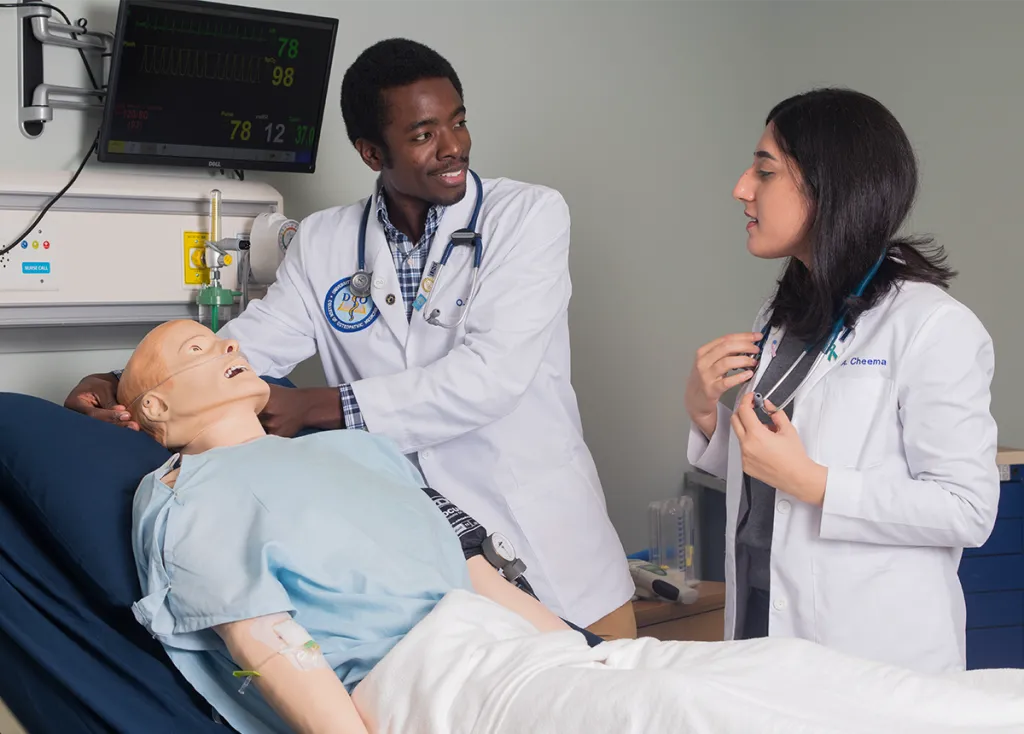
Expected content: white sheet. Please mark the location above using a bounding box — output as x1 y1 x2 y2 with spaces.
352 589 1024 734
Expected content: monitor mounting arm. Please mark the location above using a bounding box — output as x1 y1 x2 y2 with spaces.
16 0 114 139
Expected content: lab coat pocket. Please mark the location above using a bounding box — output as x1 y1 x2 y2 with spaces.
816 375 896 471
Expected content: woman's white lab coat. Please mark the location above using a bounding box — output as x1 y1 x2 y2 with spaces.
219 177 634 627
688 280 1000 674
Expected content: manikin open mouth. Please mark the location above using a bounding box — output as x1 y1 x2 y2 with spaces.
223 364 249 379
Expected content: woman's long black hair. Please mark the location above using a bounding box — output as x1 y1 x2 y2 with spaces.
764 88 955 345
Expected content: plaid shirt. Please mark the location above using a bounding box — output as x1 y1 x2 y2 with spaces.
338 189 446 430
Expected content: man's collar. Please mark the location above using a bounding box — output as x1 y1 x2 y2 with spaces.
375 179 447 244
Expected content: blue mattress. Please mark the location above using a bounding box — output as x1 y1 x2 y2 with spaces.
0 494 228 733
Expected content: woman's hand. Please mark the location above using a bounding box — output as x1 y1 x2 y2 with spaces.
685 332 762 439
731 393 828 506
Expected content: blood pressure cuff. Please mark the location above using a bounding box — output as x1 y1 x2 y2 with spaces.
417 486 603 649
420 487 487 560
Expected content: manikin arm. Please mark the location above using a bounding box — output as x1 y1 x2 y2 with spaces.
467 556 571 634
214 615 368 734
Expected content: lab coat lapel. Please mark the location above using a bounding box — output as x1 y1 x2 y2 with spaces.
747 325 782 400
406 187 477 358
790 324 857 407
365 189 409 347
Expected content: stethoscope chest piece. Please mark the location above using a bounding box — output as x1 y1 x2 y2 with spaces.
350 269 372 300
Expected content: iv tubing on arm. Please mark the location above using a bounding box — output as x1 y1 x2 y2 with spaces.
214 615 369 734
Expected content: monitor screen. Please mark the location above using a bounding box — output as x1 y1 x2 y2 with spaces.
98 0 338 173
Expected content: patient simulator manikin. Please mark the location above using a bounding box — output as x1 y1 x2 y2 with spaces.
121 319 570 734
124 321 1024 734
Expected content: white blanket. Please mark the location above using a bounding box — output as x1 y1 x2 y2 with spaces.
352 590 1024 734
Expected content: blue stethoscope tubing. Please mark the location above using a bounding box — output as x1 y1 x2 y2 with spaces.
752 250 888 415
350 169 484 329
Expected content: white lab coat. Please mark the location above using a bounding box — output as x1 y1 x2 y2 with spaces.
220 176 634 627
688 280 1000 674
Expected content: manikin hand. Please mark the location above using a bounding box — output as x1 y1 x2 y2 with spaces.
259 384 343 437
731 393 828 507
63 373 140 430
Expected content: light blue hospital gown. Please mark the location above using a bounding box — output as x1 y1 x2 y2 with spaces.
131 431 474 734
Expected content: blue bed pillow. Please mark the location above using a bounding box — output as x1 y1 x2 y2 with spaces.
0 392 171 608
0 378 298 609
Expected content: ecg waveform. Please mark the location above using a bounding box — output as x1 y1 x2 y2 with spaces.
138 45 266 84
134 15 267 42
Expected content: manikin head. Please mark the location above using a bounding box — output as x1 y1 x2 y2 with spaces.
117 320 270 452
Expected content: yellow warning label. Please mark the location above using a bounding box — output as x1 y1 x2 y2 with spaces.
183 231 210 286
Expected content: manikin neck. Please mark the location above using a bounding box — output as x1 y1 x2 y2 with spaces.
177 409 267 455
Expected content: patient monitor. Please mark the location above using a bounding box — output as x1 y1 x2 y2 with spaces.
0 170 295 333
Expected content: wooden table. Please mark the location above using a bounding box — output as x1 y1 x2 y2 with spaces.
633 581 726 642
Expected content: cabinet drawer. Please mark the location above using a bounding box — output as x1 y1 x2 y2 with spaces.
638 609 725 642
966 626 1024 670
998 481 1023 519
966 591 1024 629
959 555 1024 594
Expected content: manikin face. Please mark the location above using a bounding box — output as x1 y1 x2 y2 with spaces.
732 123 813 264
123 320 269 448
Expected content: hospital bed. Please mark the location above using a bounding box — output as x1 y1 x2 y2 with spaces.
0 380 606 733
0 387 270 733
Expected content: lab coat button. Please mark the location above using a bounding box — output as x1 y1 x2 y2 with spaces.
421 450 432 460
373 277 385 288
386 294 396 305
772 597 787 611
777 500 791 514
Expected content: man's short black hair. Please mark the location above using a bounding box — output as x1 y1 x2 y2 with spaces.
340 38 464 147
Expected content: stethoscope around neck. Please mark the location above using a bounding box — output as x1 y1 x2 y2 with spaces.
752 250 888 416
348 169 484 329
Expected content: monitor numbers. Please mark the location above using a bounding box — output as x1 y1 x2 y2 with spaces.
230 119 252 140
228 118 316 147
266 122 285 143
278 37 299 58
271 36 298 86
293 124 315 147
271 65 295 87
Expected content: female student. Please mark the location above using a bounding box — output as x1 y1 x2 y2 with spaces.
684 88 999 675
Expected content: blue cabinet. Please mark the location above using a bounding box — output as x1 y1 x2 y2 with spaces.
960 456 1024 669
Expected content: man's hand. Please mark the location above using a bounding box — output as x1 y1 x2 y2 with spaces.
63 373 139 430
259 385 343 437
731 393 828 506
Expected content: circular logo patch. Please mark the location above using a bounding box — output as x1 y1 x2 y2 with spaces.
323 276 380 333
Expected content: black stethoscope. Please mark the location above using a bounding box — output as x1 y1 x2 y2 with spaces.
752 250 887 415
349 170 484 329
